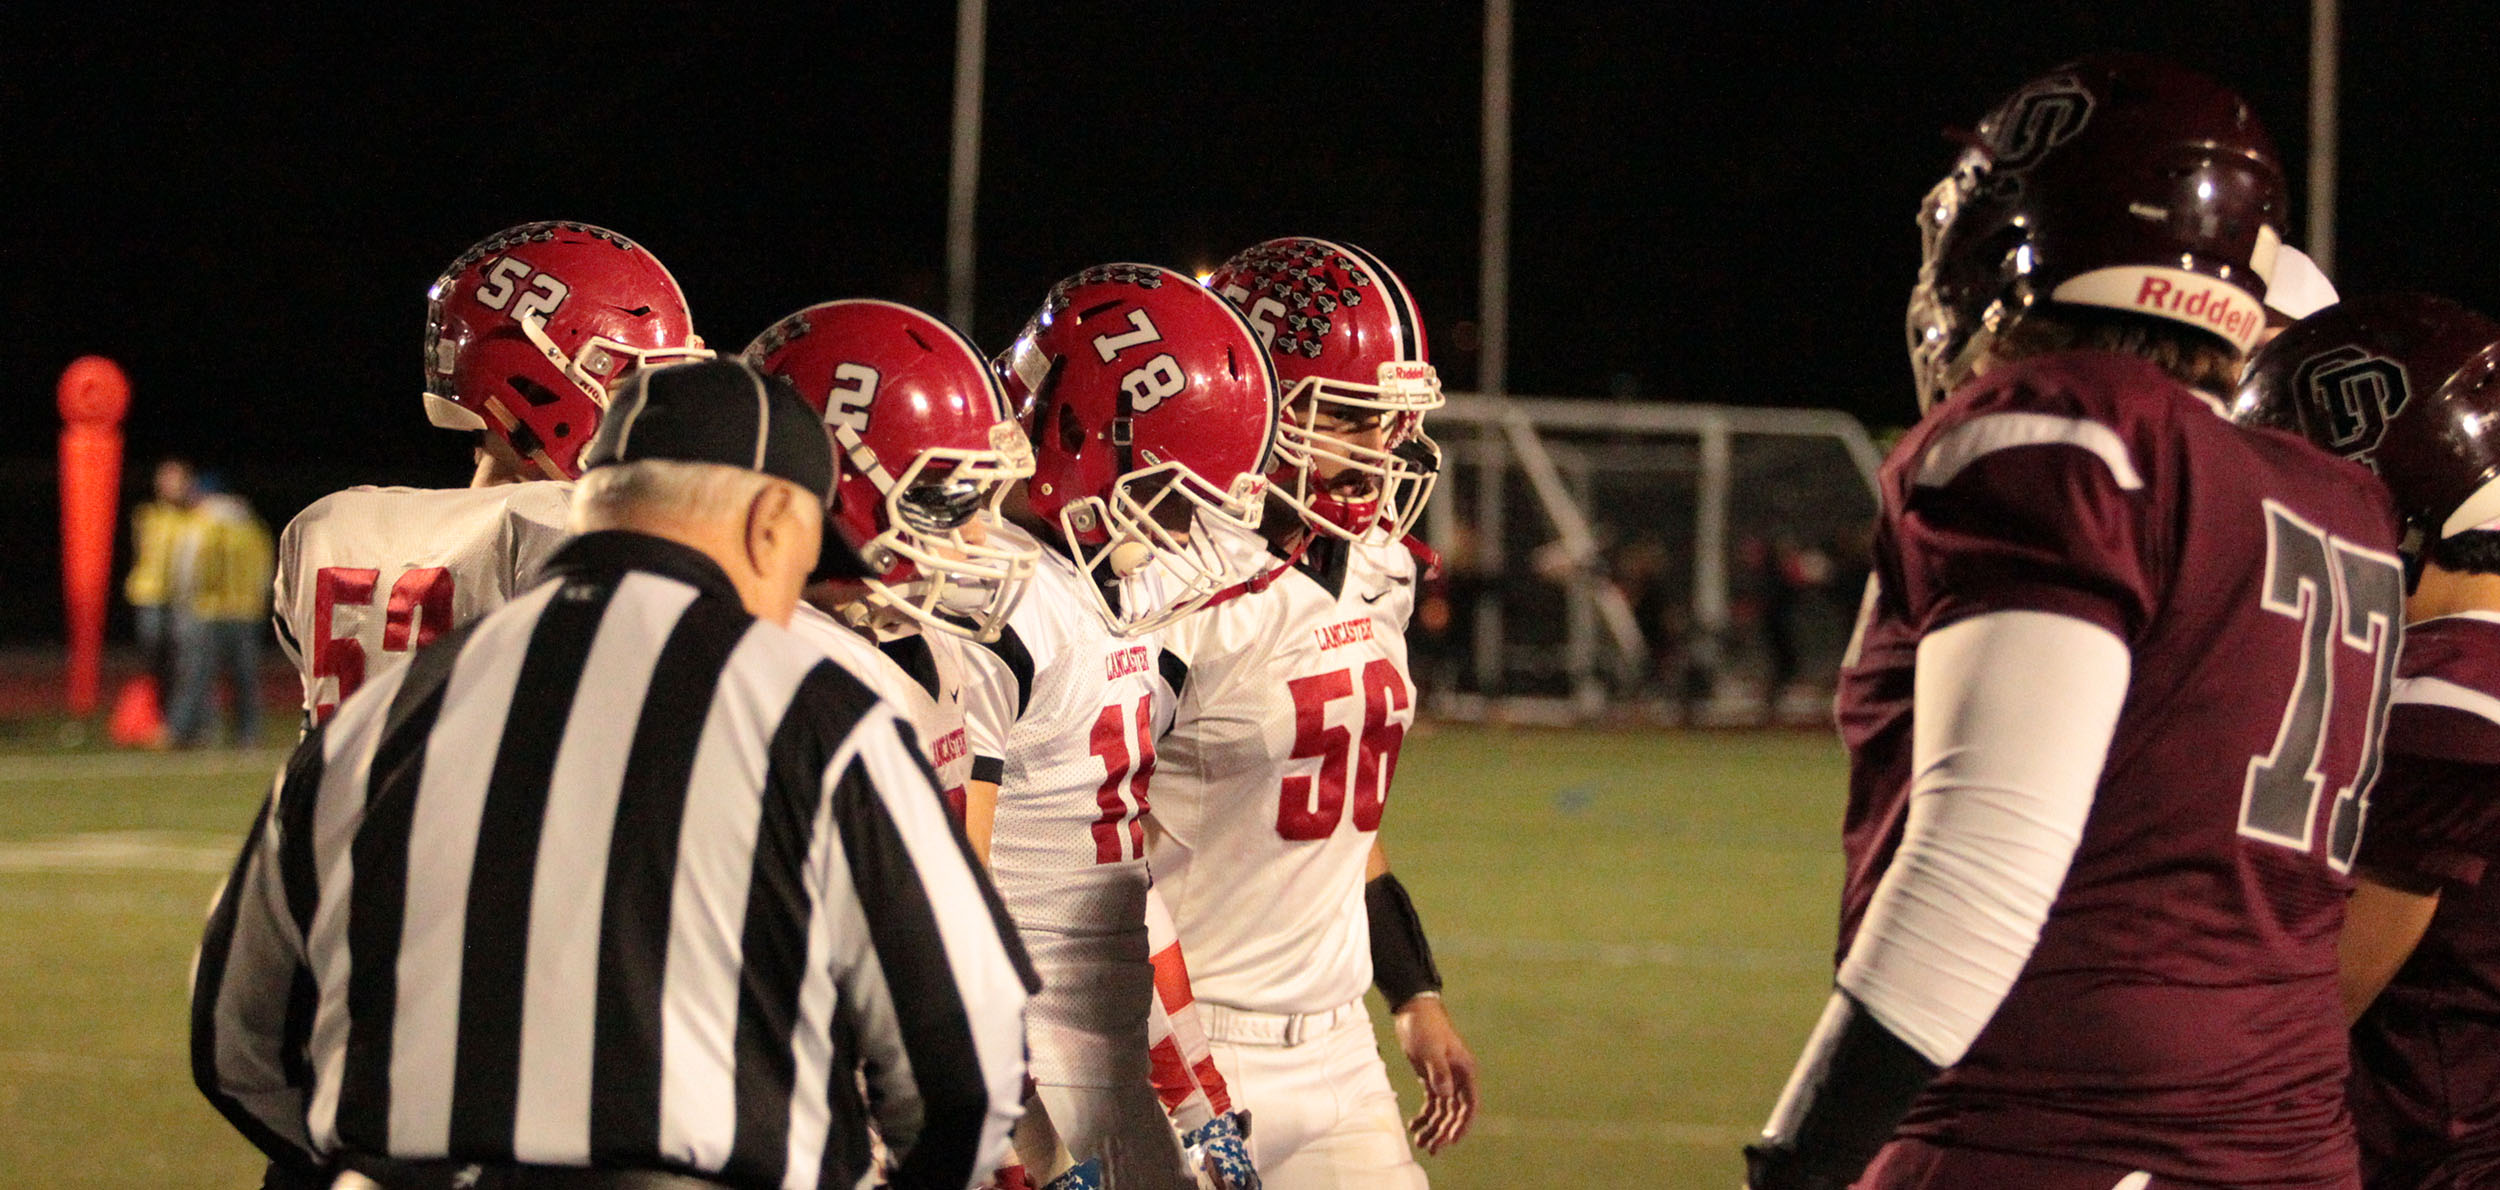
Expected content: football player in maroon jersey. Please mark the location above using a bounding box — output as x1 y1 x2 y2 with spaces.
1748 55 2403 1190
2235 294 2500 1190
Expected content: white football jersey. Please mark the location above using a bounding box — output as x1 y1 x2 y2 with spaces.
785 604 975 807
959 522 1173 934
1148 535 1419 1013
274 483 573 723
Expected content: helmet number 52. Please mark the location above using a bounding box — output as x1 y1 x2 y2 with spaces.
473 257 571 322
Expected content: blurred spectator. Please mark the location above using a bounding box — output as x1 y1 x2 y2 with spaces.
163 477 273 747
1611 535 1716 716
124 459 199 714
1411 517 1482 705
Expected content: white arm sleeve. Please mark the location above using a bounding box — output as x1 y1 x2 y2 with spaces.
1835 609 2130 1067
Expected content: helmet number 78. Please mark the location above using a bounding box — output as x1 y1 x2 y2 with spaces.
1089 308 1186 412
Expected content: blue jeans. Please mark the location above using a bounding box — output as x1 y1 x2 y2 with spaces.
165 617 264 747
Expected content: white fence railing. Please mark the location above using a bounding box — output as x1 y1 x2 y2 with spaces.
1420 394 1884 721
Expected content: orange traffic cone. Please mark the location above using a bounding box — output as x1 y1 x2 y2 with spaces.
108 676 165 748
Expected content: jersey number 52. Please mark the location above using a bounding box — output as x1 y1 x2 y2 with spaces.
310 566 455 723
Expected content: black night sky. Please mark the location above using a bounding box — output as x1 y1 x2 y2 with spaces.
4 2 2498 637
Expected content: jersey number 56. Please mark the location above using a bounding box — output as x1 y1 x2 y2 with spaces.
1280 660 1411 840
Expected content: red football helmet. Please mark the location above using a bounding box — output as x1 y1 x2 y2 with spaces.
996 263 1281 635
422 222 714 479
2233 293 2500 545
1909 54 2288 411
1207 237 1443 541
747 299 1039 641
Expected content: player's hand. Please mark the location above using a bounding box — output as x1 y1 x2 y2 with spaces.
1394 994 1479 1154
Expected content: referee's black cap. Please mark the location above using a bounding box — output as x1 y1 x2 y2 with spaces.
584 358 872 578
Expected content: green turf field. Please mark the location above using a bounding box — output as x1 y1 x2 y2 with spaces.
0 723 1848 1188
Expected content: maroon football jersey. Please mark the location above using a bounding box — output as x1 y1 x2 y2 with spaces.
2346 612 2500 1189
1835 350 2403 1184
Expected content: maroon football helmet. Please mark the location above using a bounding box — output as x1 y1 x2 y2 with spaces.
422 222 714 479
1909 54 2288 411
1206 237 1443 541
996 263 1281 635
747 299 1039 641
2233 293 2500 544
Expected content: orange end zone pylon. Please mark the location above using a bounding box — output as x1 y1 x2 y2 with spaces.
58 356 130 717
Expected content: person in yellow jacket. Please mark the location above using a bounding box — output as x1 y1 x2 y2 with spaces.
125 459 199 705
163 479 273 747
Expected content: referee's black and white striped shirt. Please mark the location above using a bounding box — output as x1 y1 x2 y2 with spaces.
192 530 1034 1190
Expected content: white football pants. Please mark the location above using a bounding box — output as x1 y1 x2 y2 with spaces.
1204 1000 1427 1189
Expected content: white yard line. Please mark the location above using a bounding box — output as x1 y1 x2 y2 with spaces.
1437 934 1828 972
0 831 236 874
0 884 215 916
0 750 285 783
1470 1115 1754 1146
0 1050 161 1077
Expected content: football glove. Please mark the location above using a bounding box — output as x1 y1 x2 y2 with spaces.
1039 1158 1104 1190
1182 1109 1259 1190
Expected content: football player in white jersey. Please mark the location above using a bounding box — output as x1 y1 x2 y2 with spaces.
274 222 712 723
1149 238 1480 1188
959 264 1282 1190
746 298 1040 814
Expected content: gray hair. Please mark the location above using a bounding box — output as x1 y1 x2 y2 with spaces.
569 459 776 533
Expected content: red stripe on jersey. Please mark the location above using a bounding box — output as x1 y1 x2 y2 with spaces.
1148 1037 1197 1114
1193 1055 1232 1115
1151 942 1194 1012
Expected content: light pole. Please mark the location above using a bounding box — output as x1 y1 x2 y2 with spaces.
947 0 987 334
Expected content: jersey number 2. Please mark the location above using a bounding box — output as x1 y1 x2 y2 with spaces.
311 566 454 722
1279 660 1411 840
2239 501 2403 872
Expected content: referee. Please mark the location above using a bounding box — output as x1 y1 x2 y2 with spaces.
192 360 1033 1190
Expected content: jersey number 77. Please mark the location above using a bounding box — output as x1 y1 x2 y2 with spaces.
2238 500 2403 874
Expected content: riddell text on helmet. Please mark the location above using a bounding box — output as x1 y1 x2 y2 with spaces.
2133 275 2262 346
2052 267 2266 351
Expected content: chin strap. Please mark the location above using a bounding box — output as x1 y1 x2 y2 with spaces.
1195 530 1317 614
1400 533 1444 582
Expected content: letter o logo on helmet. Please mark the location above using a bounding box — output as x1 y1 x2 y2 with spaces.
2235 292 2500 543
1986 78 2096 178
2295 347 2410 459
